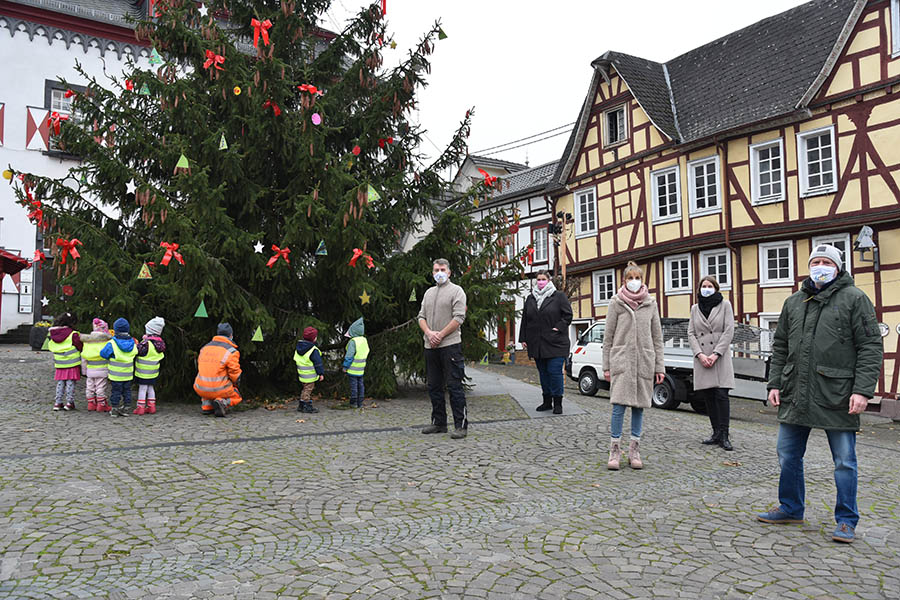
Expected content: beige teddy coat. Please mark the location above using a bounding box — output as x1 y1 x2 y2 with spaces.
687 299 736 391
601 295 665 408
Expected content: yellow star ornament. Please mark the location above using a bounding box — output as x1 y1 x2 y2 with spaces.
359 290 371 305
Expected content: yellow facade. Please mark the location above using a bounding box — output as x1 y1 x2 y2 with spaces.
555 1 900 400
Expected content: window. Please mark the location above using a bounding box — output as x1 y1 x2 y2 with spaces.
603 105 627 147
664 254 692 294
688 156 720 215
532 226 548 263
651 166 681 224
750 139 785 205
759 242 794 287
575 189 597 237
44 80 84 153
759 313 780 353
592 269 615 305
893 0 900 57
811 233 852 275
699 248 731 290
797 127 837 197
579 322 604 344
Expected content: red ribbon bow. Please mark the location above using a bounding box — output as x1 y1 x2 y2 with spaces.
48 112 69 136
159 242 185 266
526 246 535 265
125 79 134 91
203 50 225 70
477 168 497 187
297 83 323 96
267 245 290 267
251 18 272 48
27 203 43 227
64 89 75 99
33 249 46 267
263 100 282 116
348 248 374 269
378 137 394 148
56 238 82 264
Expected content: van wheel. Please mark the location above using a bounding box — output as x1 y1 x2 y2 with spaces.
652 379 679 409
578 370 599 396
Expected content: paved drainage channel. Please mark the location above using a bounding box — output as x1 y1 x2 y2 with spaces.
0 417 534 461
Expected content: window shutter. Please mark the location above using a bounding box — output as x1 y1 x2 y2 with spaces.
0 103 5 146
26 106 50 151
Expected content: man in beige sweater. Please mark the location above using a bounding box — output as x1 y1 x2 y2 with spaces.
417 258 468 439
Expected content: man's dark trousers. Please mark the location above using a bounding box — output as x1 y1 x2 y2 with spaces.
425 343 467 429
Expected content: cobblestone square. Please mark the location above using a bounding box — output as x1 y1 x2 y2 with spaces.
1 346 898 599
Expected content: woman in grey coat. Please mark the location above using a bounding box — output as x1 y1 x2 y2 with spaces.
688 276 735 450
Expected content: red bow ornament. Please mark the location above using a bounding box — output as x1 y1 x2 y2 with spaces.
267 244 290 267
159 242 185 266
56 238 82 264
203 50 225 71
125 79 134 91
298 83 323 96
263 100 281 116
378 137 394 149
348 248 374 269
527 246 535 265
64 89 76 99
48 112 69 136
477 168 497 187
33 249 46 267
251 18 272 48
27 202 43 227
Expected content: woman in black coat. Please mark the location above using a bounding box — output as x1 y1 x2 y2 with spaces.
518 270 573 414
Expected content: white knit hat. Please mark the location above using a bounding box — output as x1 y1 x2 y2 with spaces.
808 244 843 270
145 316 165 336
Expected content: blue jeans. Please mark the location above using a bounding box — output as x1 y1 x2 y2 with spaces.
109 380 131 408
534 356 565 397
348 375 364 402
610 404 643 439
776 423 858 527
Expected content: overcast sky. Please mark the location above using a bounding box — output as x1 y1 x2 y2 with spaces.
325 0 809 170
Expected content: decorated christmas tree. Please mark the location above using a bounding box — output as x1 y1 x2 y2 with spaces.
10 0 525 398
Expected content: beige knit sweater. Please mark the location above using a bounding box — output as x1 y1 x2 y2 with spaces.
417 281 467 348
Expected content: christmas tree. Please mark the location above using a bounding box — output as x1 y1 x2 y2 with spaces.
11 0 525 398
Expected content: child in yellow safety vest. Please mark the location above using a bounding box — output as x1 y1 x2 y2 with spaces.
134 316 166 415
294 326 324 414
47 312 83 411
342 317 368 408
99 318 138 417
80 318 113 412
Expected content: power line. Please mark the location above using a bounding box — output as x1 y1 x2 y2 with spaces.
478 128 572 157
472 122 574 154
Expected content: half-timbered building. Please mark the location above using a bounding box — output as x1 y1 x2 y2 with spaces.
548 0 900 412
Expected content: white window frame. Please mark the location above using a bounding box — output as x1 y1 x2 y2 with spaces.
811 233 852 275
592 269 616 306
603 104 628 148
575 188 597 238
797 126 838 197
759 313 781 353
532 226 548 264
699 248 732 290
687 156 721 216
750 139 786 205
893 0 900 57
651 165 682 225
664 253 692 295
758 241 794 287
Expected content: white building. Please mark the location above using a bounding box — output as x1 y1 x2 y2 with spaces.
0 0 152 333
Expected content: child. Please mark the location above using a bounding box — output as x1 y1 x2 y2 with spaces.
47 312 83 411
294 326 323 413
342 317 368 408
80 318 113 412
100 318 137 417
134 316 166 415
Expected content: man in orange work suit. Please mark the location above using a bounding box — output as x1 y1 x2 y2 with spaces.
194 323 242 417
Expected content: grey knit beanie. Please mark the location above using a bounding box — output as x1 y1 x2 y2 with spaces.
145 316 165 336
808 244 843 271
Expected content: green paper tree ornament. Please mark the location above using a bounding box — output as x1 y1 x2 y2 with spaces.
219 134 228 150
251 326 263 342
409 288 416 302
438 28 448 40
367 184 381 203
479 353 488 365
315 240 327 256
149 48 163 65
194 299 208 318
175 154 190 169
138 263 152 279
139 83 151 95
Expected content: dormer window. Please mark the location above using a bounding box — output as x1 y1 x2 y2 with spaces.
603 105 627 147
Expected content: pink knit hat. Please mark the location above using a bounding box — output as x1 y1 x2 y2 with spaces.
92 318 109 332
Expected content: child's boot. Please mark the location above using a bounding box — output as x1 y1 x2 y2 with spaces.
133 400 146 416
146 399 157 414
87 397 97 411
300 401 319 414
97 398 111 412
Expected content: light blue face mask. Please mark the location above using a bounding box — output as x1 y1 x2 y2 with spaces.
700 288 715 297
810 265 837 284
433 271 449 285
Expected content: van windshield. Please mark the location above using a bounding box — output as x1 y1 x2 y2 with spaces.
579 325 604 345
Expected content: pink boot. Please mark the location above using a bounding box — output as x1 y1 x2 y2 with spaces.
96 398 111 413
87 398 97 411
146 400 157 414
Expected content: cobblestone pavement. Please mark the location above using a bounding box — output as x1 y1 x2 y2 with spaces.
1 345 898 599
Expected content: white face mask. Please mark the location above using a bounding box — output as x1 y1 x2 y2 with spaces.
433 271 449 285
810 265 837 285
700 287 716 297
625 279 642 293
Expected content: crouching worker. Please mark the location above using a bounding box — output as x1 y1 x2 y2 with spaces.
194 323 242 417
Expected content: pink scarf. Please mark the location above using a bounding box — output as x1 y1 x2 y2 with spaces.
617 285 649 311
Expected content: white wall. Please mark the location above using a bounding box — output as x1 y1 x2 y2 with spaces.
0 20 147 333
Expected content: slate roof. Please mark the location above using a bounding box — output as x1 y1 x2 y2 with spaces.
467 155 529 173
552 0 863 188
490 160 559 204
9 0 146 27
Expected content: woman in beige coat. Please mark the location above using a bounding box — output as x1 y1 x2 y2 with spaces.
602 262 665 470
687 276 735 450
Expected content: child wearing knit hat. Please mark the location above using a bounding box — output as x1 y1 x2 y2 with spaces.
134 317 166 415
293 326 324 413
80 318 114 412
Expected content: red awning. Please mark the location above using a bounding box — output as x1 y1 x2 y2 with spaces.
0 249 31 276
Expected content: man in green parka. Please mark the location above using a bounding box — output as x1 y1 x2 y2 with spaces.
757 244 883 543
